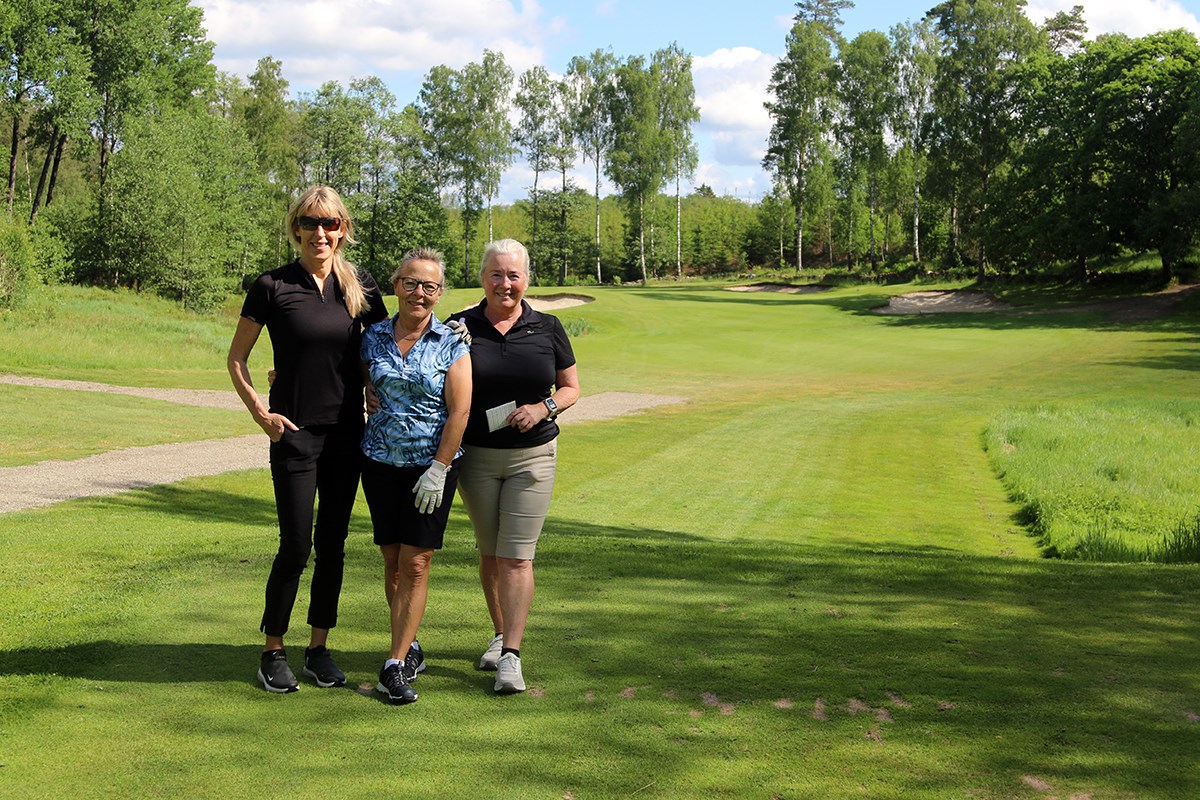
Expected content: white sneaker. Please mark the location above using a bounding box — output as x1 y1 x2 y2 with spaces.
478 634 504 671
494 652 525 693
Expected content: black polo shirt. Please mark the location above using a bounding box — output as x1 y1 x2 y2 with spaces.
241 261 388 426
451 299 576 448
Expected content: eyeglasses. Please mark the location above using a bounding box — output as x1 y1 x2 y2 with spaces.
297 215 343 231
397 277 443 295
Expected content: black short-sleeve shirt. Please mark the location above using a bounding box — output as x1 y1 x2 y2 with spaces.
240 261 388 426
451 299 576 448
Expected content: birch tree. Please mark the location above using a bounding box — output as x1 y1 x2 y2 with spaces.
890 18 937 263
653 43 700 277
763 21 836 271
566 49 616 283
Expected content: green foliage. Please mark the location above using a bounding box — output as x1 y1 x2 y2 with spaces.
0 212 34 306
101 108 266 311
985 400 1200 561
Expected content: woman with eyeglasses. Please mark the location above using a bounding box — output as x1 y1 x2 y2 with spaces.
228 185 388 694
450 238 580 694
358 248 471 705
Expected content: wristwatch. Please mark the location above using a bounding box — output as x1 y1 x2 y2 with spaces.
543 397 559 420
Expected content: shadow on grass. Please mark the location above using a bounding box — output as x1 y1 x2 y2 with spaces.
5 517 1199 795
80 482 280 527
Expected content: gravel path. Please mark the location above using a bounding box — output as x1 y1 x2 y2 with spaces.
0 376 684 513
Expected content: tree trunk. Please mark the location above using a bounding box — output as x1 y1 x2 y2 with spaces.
638 193 647 282
675 171 682 277
531 169 539 281
869 171 878 272
46 132 66 208
594 158 602 283
827 209 834 269
796 206 803 274
778 200 784 268
912 155 922 264
7 115 20 214
30 125 59 225
560 167 568 286
949 199 959 269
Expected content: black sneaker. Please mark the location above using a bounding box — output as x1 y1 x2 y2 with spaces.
402 640 426 682
258 649 299 694
302 645 346 688
376 662 418 704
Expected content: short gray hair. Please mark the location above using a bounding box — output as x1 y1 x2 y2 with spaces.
479 238 529 282
391 247 446 285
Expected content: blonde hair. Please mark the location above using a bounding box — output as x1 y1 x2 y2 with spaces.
286 186 368 318
479 238 530 283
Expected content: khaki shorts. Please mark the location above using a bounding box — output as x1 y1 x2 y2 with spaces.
458 441 557 560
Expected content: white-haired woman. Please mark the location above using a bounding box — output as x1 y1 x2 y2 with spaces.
228 185 388 693
450 238 580 693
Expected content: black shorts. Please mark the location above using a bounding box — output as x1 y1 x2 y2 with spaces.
360 456 460 549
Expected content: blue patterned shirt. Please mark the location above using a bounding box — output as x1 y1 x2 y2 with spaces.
360 314 470 467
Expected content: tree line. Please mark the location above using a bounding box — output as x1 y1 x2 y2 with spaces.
765 0 1200 282
0 0 709 310
3 0 1200 311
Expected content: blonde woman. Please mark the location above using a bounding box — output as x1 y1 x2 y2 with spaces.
228 185 388 693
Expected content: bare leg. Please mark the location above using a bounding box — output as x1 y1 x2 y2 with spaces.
496 556 534 651
479 555 503 635
308 627 329 649
382 544 434 660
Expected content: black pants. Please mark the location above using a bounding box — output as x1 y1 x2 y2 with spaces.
262 421 363 637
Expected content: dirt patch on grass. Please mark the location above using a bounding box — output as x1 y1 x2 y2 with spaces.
725 282 834 294
0 377 685 513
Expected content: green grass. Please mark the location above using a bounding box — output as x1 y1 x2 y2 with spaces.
0 383 249 466
3 279 1200 798
985 400 1200 561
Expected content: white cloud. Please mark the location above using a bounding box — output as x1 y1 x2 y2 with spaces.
1025 0 1200 37
693 47 775 133
196 0 559 87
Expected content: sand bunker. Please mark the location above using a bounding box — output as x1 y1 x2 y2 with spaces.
726 282 834 294
525 293 594 311
872 290 1014 315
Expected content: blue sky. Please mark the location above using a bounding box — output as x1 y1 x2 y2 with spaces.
196 0 1200 202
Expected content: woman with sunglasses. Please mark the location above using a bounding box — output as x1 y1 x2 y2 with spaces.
359 248 471 705
228 185 388 693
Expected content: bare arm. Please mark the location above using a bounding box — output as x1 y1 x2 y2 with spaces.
549 363 580 414
508 363 581 431
227 316 297 441
433 354 472 466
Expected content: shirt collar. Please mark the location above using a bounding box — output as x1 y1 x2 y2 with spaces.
375 312 451 340
467 298 543 327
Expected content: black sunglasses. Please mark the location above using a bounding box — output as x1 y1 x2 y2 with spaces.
297 215 343 231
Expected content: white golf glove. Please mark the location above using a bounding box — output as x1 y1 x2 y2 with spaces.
446 318 472 345
413 460 449 514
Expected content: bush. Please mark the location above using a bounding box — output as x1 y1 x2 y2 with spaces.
0 216 35 308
